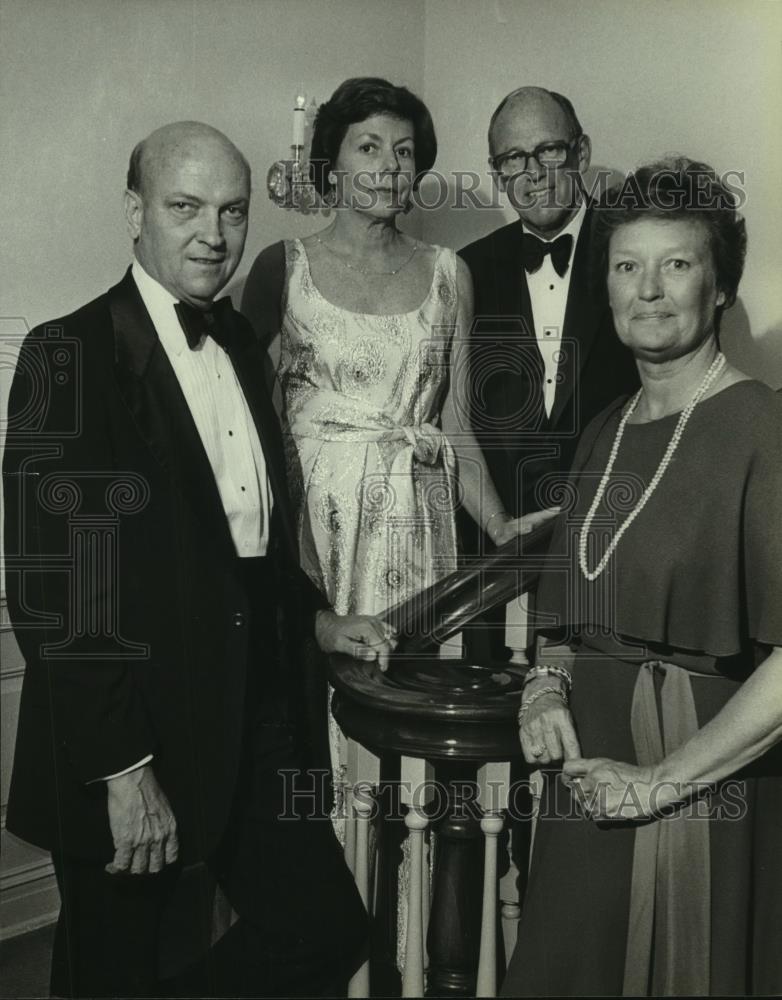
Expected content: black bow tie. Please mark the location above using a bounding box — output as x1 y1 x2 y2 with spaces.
174 297 234 351
522 232 573 278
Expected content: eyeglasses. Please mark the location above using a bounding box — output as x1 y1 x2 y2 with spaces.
489 136 582 176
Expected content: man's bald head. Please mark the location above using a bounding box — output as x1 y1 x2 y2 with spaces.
486 86 590 237
126 121 251 198
488 87 582 157
124 121 251 307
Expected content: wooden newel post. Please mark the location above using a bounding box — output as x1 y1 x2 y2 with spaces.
426 765 484 997
330 651 530 998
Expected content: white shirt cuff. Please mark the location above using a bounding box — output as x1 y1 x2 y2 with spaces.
100 755 154 781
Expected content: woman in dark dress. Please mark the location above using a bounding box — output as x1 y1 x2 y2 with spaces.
502 157 782 997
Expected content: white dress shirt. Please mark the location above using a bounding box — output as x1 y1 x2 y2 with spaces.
132 260 273 556
101 261 274 781
524 203 587 418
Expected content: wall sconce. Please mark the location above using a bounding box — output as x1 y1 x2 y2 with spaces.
266 92 321 211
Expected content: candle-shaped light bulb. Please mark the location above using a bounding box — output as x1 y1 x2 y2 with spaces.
293 92 306 148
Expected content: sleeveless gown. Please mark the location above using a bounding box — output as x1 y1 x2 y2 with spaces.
279 238 460 622
279 238 462 970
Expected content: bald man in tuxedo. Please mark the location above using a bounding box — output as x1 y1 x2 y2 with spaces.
3 121 392 997
459 87 638 662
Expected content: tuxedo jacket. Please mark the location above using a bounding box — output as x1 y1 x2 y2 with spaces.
3 270 325 865
458 210 639 518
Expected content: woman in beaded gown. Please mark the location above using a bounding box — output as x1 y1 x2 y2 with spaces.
276 80 553 617
242 78 557 976
502 159 782 997
244 78 555 713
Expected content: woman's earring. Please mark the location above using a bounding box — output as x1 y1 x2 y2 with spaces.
325 172 339 208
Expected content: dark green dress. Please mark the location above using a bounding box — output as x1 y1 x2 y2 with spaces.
502 381 782 997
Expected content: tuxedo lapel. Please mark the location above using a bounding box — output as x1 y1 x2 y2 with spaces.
222 313 298 561
108 270 237 564
490 220 533 332
549 206 604 429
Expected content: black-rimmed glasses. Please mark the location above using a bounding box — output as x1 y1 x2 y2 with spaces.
489 136 582 176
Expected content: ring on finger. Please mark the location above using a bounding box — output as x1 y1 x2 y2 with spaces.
530 745 545 758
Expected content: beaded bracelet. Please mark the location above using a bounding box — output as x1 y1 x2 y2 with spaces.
522 663 573 693
517 684 567 725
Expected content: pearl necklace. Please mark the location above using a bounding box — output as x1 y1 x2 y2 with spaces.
314 233 418 276
579 351 727 581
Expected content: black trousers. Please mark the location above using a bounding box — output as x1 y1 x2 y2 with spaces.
49 558 366 998
51 762 366 998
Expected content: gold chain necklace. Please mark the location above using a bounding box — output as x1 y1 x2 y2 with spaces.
314 232 418 276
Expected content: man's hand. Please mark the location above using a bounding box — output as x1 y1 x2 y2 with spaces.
105 764 179 875
315 610 397 672
491 507 560 547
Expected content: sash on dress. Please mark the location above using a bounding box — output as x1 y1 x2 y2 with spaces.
289 388 456 465
623 661 711 996
289 388 458 587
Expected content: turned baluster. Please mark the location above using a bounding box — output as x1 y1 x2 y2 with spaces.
402 805 429 997
422 833 431 974
500 900 521 968
400 756 434 997
476 812 503 997
475 762 512 997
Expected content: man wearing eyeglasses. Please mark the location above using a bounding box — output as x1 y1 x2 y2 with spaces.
458 86 637 664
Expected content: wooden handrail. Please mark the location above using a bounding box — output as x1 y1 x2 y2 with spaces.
384 519 555 654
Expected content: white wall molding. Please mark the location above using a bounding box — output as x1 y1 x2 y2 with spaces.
0 838 59 940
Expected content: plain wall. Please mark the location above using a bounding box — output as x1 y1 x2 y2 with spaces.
0 0 425 329
420 0 782 385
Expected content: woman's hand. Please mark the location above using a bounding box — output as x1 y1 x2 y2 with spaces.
562 757 685 821
489 507 560 547
518 677 581 765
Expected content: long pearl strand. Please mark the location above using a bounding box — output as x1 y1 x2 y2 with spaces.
579 351 726 581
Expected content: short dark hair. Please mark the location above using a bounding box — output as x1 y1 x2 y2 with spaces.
309 77 437 197
591 156 747 329
488 87 583 154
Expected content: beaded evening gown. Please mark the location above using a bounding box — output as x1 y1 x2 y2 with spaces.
279 238 461 970
279 238 459 624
